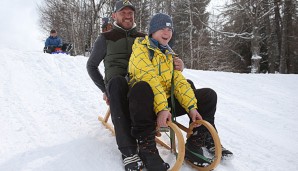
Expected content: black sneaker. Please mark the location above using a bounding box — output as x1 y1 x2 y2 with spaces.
205 132 233 160
137 132 170 171
185 129 212 167
122 154 144 171
206 145 234 160
139 150 170 171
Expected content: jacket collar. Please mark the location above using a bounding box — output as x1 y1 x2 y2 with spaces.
143 36 173 55
49 36 58 39
140 36 158 50
113 22 137 35
139 36 174 61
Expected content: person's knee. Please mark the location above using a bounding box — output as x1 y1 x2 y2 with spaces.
206 88 217 99
129 81 153 101
195 88 217 103
132 81 152 93
107 76 128 97
187 79 196 90
201 88 217 104
129 81 154 113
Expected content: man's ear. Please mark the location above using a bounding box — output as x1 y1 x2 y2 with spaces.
112 13 116 19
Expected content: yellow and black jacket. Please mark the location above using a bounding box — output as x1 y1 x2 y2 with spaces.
128 36 197 114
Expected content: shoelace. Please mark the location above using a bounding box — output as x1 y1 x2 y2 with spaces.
208 145 227 153
208 146 216 153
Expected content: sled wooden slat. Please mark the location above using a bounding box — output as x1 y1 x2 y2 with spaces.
98 108 115 135
175 122 193 135
155 137 171 150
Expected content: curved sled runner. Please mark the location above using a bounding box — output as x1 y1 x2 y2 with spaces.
99 108 221 171
183 120 222 171
98 108 184 171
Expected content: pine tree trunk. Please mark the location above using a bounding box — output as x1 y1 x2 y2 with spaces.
187 0 194 69
279 0 291 73
167 0 172 15
251 23 261 73
264 0 275 73
285 0 294 73
139 1 143 31
274 0 282 71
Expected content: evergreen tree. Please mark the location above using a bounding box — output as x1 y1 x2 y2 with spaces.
172 0 210 69
131 0 150 33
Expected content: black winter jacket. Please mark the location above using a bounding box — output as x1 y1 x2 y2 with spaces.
86 24 145 93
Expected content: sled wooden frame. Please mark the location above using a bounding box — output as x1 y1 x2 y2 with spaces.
98 108 222 171
98 108 184 171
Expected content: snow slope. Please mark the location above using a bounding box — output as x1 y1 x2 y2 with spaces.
1 47 298 171
0 0 44 51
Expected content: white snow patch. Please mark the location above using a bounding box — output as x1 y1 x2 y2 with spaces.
0 47 298 171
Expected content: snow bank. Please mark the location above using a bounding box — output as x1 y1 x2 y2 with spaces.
0 47 298 171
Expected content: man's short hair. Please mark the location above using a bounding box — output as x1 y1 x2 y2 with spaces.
50 29 57 33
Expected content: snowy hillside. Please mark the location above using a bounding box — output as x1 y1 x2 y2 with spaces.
1 47 298 171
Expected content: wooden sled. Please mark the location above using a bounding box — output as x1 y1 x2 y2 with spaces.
98 107 184 171
98 107 221 171
98 108 115 135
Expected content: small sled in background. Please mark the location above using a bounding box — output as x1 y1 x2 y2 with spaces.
44 43 73 55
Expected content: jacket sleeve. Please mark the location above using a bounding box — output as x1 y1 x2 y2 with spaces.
86 35 107 93
45 38 49 47
129 41 169 114
58 37 63 47
173 70 197 113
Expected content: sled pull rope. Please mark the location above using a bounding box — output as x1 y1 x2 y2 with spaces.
166 45 177 122
166 45 179 160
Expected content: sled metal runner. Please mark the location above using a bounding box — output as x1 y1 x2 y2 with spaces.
99 107 222 171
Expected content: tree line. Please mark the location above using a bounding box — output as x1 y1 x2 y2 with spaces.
38 0 298 74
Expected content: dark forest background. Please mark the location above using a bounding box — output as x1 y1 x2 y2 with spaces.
38 0 298 74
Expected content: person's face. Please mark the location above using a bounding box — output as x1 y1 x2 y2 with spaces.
112 7 134 30
152 28 173 46
50 32 57 37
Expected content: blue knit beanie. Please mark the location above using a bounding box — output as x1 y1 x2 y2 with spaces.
149 13 173 35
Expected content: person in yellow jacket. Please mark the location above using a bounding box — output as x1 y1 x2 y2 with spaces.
128 13 233 170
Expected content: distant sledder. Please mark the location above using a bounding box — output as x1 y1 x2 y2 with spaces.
43 43 73 54
44 29 72 54
101 17 113 32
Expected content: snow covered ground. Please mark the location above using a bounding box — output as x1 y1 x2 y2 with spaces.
1 47 298 171
0 0 44 51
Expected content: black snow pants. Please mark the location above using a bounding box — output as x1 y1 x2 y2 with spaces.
106 76 137 155
128 81 217 138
